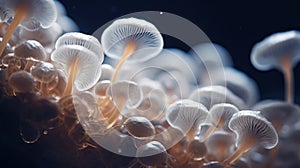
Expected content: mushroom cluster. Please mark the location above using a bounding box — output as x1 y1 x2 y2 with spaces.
0 1 300 168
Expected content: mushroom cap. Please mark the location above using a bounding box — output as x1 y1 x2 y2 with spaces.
98 64 114 81
205 131 235 157
5 0 57 30
189 42 233 68
252 99 300 127
228 110 278 149
136 141 168 166
30 61 57 83
251 30 300 71
208 103 239 131
106 80 143 110
8 70 35 93
101 17 163 62
124 116 155 138
166 99 208 134
189 85 247 110
51 45 103 91
187 139 207 156
122 86 167 120
55 32 103 58
14 40 47 60
212 67 259 106
19 22 63 47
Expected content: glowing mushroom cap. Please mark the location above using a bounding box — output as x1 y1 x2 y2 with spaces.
30 61 57 83
101 17 163 62
51 45 103 91
14 40 47 60
189 85 247 110
208 103 239 131
136 141 168 166
124 116 155 138
8 70 35 93
55 32 103 58
229 110 278 149
3 0 57 30
253 100 300 128
166 99 208 134
106 80 143 109
251 30 300 71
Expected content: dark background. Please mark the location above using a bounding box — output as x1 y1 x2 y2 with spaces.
1 0 300 167
59 0 300 103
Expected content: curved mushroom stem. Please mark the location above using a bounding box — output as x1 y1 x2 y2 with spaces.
111 41 136 82
0 7 27 56
202 120 222 142
63 58 80 96
222 139 254 166
281 57 293 103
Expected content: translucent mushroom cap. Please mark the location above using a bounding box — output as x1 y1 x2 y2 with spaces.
189 85 247 110
228 110 278 149
124 116 155 138
166 99 208 134
51 45 103 91
8 70 35 93
106 80 143 109
251 30 300 71
212 67 259 106
30 61 57 83
101 17 163 62
253 100 300 128
208 103 239 131
55 32 103 57
136 141 168 166
14 40 47 60
3 0 57 30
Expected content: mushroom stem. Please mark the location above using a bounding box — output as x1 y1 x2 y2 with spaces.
281 57 293 103
223 139 254 166
111 41 136 82
202 121 221 142
0 7 27 56
63 58 80 96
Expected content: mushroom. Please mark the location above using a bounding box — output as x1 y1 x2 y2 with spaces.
186 139 207 162
252 99 300 132
51 44 103 96
189 43 233 86
136 141 171 167
8 70 35 94
0 0 57 56
211 67 259 107
251 30 300 103
189 85 247 110
205 131 235 161
54 32 103 57
166 99 208 139
30 61 58 96
223 110 278 166
101 17 163 82
202 103 239 141
14 40 47 71
123 116 156 147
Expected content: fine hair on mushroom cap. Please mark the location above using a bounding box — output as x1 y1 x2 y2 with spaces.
101 17 163 82
251 30 300 103
55 32 103 57
166 99 208 138
189 85 247 110
0 0 57 57
223 110 278 166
